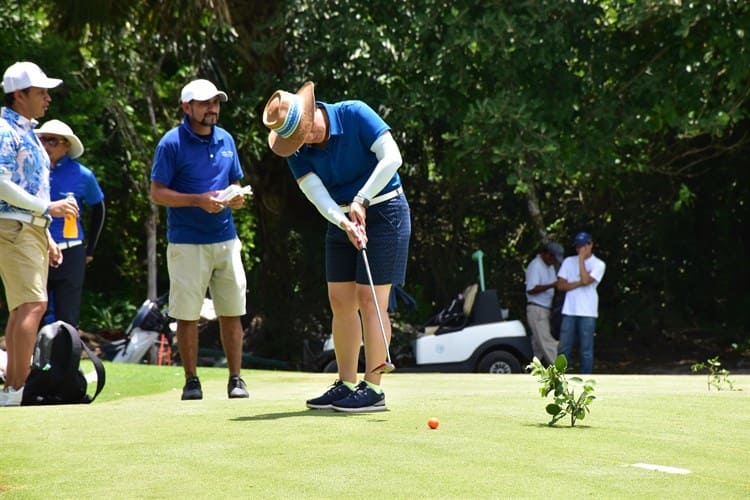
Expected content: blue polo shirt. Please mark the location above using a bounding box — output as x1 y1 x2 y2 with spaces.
151 116 243 244
49 156 104 243
287 100 400 204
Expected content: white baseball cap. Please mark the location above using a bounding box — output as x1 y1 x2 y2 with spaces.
180 79 228 103
2 62 62 93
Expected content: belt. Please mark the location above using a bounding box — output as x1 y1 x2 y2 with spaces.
58 240 83 250
527 303 551 310
341 187 403 213
0 212 51 229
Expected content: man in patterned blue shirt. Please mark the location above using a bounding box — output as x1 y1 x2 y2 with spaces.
0 61 77 406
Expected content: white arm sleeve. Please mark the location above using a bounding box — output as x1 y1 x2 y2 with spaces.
356 133 403 202
0 175 48 214
298 173 349 227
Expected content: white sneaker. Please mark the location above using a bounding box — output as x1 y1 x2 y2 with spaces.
0 386 23 406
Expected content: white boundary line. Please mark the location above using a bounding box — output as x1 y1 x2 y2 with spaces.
630 463 691 475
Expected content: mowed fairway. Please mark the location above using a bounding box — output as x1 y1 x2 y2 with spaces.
1 364 749 499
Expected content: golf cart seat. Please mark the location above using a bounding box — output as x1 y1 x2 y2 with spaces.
421 283 479 336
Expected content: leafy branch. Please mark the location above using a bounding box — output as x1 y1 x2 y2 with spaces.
690 356 739 392
527 355 596 427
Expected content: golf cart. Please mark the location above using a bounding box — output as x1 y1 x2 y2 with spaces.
305 251 533 374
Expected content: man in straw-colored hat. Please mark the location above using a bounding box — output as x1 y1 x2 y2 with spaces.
263 82 411 412
35 119 105 329
0 61 77 406
151 79 251 401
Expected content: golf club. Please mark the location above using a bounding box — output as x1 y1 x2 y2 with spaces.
360 245 395 374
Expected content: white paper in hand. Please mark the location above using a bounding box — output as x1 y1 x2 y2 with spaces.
216 185 253 203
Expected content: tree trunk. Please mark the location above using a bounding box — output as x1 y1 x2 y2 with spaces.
146 203 159 300
526 183 548 243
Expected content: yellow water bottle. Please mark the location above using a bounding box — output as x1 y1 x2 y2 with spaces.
62 192 79 239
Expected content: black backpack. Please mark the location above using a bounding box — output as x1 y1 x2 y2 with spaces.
22 321 106 405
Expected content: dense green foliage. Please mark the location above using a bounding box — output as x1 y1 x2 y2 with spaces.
2 0 748 366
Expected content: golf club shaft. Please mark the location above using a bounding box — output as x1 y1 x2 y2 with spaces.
360 247 392 365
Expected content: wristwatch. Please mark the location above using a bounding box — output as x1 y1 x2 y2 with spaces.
353 194 370 208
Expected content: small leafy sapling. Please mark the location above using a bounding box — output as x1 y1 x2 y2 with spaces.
690 356 739 391
527 354 596 427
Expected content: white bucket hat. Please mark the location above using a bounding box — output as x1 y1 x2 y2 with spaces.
180 79 228 103
35 119 85 159
2 61 62 93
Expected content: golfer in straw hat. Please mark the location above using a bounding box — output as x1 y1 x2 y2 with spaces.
0 61 77 406
263 82 411 412
35 119 105 328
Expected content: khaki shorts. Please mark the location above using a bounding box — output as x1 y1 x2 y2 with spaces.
0 220 49 311
166 239 247 320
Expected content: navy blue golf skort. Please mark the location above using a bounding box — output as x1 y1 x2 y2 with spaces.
325 192 411 285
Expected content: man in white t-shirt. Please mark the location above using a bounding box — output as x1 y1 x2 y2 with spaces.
525 242 563 365
556 232 606 373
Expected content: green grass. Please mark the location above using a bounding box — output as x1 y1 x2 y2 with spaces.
1 363 749 499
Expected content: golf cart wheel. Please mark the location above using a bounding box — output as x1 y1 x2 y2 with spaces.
477 351 521 374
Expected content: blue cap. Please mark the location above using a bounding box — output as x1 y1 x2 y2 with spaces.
573 232 592 247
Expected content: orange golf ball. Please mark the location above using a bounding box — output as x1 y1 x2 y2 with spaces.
428 417 439 429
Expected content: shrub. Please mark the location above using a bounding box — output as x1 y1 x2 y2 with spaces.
527 354 596 427
690 356 739 391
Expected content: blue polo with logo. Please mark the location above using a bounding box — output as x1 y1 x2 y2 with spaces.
151 116 243 244
287 100 400 204
49 156 104 243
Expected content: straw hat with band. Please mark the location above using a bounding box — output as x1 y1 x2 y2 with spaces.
263 81 315 157
34 119 85 159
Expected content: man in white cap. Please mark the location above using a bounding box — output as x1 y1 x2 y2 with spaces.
150 79 251 400
36 119 105 328
525 241 564 365
0 61 78 406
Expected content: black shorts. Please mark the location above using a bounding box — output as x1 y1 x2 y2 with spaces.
325 193 410 285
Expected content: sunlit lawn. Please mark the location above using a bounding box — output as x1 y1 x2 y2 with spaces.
1 363 748 498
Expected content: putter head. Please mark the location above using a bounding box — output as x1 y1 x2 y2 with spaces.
371 361 396 374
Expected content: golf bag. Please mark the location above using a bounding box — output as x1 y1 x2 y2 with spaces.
104 295 174 365
22 321 106 405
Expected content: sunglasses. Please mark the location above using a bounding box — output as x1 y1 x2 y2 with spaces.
40 137 68 147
